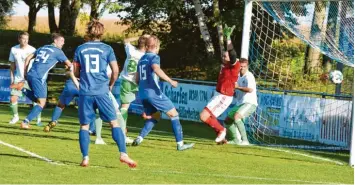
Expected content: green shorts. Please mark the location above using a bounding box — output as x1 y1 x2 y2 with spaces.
10 80 30 97
120 79 138 104
227 103 257 120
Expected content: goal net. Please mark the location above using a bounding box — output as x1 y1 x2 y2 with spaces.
241 0 354 163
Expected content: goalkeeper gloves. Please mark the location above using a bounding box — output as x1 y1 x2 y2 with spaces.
223 24 236 40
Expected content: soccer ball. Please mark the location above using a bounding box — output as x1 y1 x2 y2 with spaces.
329 70 343 84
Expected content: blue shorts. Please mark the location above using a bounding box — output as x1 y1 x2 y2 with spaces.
27 76 47 98
78 93 117 124
59 80 79 105
142 94 175 116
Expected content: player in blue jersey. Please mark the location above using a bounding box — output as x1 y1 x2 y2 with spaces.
132 36 194 151
73 20 136 167
10 33 72 129
43 70 79 132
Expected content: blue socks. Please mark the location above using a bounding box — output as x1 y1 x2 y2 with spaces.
25 105 43 122
51 106 63 122
139 119 158 138
112 127 126 153
171 116 183 142
79 129 90 158
89 120 96 133
22 89 36 102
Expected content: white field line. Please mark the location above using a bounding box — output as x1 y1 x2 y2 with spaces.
256 145 345 165
0 140 63 165
0 140 346 184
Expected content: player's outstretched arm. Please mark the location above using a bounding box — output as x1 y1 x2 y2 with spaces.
123 37 140 44
24 53 35 78
65 62 79 90
224 24 235 51
152 64 178 88
109 61 119 90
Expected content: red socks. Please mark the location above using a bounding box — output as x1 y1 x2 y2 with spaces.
205 116 224 133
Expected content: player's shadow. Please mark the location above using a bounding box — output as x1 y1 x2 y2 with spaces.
0 153 119 169
0 153 45 162
302 150 350 164
0 129 77 142
229 150 329 164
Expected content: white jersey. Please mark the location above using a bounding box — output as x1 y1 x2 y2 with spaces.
107 65 112 77
9 44 36 82
119 43 145 83
235 71 258 106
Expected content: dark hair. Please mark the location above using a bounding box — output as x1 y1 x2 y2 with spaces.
18 32 29 39
239 58 248 64
86 20 105 40
51 33 64 41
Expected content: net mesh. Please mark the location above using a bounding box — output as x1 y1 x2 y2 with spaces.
258 0 354 66
244 0 354 149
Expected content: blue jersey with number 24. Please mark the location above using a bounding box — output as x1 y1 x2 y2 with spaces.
137 52 161 99
74 41 117 96
28 44 68 81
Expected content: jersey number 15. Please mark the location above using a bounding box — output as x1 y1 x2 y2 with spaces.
139 64 147 80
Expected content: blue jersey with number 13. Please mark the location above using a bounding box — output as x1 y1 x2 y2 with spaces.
74 41 117 96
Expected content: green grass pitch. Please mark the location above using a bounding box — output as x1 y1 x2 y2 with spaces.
0 104 353 184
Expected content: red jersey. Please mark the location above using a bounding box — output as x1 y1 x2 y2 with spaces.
216 62 241 96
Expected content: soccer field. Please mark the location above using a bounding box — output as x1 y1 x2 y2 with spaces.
0 104 353 184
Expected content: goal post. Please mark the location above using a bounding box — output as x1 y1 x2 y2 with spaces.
240 0 354 166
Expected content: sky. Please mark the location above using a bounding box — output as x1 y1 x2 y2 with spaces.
13 1 119 18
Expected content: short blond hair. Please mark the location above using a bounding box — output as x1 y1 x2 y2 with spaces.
146 35 160 50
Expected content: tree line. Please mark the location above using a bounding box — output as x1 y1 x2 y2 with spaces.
0 0 350 78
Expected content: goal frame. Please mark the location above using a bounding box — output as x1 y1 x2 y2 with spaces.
240 0 355 167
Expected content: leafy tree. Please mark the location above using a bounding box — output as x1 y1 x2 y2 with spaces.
303 2 327 75
0 0 16 28
47 0 60 33
23 0 45 33
114 0 246 79
59 0 82 36
84 0 122 21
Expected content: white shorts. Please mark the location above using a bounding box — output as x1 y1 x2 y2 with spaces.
205 91 233 117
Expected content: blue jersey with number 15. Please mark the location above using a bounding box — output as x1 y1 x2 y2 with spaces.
28 45 68 81
74 41 117 96
137 52 161 99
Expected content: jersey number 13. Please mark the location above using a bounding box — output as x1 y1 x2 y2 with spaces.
84 54 99 73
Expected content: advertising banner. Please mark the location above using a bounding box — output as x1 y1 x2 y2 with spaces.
0 69 32 104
